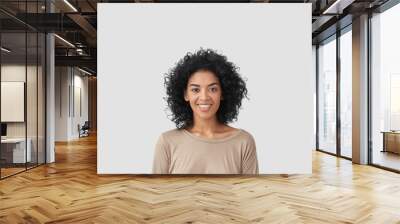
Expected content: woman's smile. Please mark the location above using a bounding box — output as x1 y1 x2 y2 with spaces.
197 103 213 112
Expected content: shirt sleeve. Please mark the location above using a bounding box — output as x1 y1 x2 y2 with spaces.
242 134 259 174
152 134 170 174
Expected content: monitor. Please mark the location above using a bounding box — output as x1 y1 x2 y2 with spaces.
1 123 7 137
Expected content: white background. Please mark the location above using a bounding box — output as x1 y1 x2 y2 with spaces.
98 3 313 174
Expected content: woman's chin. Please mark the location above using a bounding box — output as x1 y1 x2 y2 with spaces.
194 112 216 120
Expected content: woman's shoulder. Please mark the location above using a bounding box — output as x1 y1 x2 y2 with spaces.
159 128 186 142
236 129 256 143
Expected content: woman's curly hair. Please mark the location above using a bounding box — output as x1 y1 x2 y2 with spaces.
164 48 248 129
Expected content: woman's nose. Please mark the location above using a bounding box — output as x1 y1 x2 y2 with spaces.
200 89 209 100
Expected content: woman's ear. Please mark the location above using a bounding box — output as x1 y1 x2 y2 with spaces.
184 91 189 102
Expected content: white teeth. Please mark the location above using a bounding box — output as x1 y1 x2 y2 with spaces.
198 104 211 109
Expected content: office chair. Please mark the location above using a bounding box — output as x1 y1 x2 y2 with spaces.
79 121 90 138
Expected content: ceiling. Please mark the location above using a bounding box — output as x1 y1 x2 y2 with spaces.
0 0 393 75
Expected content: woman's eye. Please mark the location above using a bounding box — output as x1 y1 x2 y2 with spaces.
191 88 200 93
210 87 218 92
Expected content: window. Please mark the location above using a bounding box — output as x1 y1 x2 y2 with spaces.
318 36 337 154
339 28 352 158
371 3 400 171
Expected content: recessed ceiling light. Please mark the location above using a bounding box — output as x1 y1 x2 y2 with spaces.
63 0 78 12
1 47 11 53
78 67 93 76
322 0 354 15
54 34 75 48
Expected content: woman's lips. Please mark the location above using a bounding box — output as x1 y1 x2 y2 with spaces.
198 104 212 112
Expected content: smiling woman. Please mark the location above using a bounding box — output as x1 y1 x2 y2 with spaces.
153 49 259 174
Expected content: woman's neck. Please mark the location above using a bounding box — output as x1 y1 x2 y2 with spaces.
188 116 224 136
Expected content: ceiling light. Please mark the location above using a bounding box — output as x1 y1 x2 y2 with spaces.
76 49 84 55
63 0 78 12
322 0 355 14
1 47 11 53
323 0 340 14
54 34 75 48
78 67 93 76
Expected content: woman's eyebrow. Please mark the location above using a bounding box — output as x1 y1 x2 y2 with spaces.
188 83 218 87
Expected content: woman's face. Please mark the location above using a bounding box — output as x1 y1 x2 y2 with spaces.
184 70 222 121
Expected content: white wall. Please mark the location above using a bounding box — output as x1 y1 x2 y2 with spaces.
312 45 317 150
1 65 26 128
55 66 69 141
55 67 89 141
75 73 89 133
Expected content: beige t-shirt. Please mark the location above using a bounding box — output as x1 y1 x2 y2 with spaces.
152 129 259 174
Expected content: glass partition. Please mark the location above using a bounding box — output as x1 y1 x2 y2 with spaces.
27 31 38 169
26 0 44 169
0 31 28 177
371 3 400 171
317 36 337 154
339 28 352 158
38 32 45 165
0 1 46 179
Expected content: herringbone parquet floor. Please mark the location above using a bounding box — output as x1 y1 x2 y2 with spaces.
1 134 400 223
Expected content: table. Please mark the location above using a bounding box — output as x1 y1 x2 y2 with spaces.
1 138 32 164
381 131 400 154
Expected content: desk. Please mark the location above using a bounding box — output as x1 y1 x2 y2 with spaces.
382 131 400 154
1 138 31 163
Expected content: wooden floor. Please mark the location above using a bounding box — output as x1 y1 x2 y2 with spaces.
1 135 400 223
373 151 400 171
0 167 26 178
1 163 44 178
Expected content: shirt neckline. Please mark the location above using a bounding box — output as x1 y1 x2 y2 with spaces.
182 128 243 143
